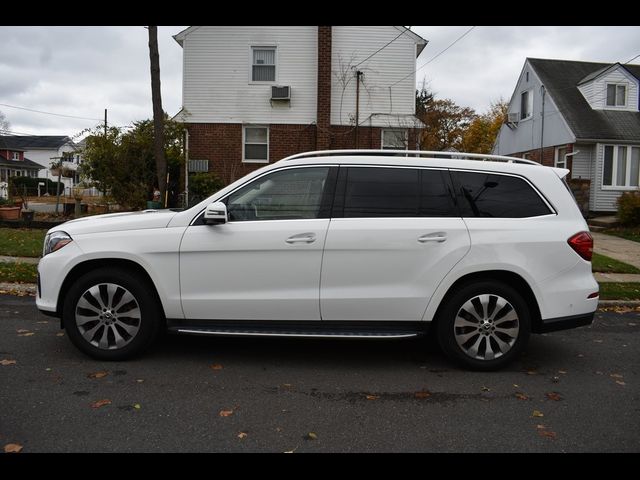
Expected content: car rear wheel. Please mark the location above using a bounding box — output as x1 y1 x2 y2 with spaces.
62 268 161 360
436 280 531 371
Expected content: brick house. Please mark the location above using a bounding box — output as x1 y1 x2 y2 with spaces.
0 136 43 199
494 58 640 214
172 26 428 188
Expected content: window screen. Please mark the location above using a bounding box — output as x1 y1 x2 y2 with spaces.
455 171 552 218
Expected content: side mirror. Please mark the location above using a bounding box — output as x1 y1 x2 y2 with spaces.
203 201 228 225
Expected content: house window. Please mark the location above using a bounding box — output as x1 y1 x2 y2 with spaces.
555 146 568 169
381 129 408 150
606 84 627 107
603 145 640 188
251 47 276 82
11 152 19 161
243 126 269 163
520 90 533 120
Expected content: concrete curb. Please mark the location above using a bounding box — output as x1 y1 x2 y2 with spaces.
1 283 639 308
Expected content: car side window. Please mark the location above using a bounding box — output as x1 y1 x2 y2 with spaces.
338 167 456 218
343 167 419 217
453 171 552 218
226 167 330 221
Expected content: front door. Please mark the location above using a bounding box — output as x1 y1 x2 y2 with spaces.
180 166 336 321
320 166 471 321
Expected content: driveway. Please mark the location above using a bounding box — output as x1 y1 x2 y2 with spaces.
0 295 638 452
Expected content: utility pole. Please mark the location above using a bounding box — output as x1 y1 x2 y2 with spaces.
104 109 107 136
355 70 362 149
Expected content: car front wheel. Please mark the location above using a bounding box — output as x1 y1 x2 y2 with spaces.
62 268 161 360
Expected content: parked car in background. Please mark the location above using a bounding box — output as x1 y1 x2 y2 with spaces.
36 150 598 370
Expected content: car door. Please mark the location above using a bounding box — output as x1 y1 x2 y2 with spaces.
180 166 337 321
320 166 471 321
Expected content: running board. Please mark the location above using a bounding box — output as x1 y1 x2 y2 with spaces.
166 320 428 340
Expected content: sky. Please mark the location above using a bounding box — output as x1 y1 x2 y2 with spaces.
1 26 639 140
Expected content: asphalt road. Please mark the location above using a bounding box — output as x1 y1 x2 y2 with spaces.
1 294 638 453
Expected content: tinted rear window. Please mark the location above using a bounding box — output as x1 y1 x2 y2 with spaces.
454 171 552 218
341 167 456 218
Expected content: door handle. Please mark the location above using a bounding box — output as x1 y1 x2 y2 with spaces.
418 232 447 243
286 233 316 244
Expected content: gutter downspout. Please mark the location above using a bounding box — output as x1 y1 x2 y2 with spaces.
539 84 546 164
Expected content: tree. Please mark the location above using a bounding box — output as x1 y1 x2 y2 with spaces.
460 99 508 154
148 26 167 205
415 87 476 151
0 110 10 133
80 116 185 210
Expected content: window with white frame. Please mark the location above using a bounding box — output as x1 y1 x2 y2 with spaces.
603 145 640 188
11 151 19 160
520 90 533 120
243 126 269 163
606 84 627 107
382 129 408 150
555 146 568 169
251 47 276 82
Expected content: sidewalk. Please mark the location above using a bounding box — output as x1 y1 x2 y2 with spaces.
0 255 39 265
592 232 640 270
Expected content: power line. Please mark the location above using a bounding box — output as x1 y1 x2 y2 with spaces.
624 53 640 64
0 103 104 122
390 26 477 88
353 26 411 68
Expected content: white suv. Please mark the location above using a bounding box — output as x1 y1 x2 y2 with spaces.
36 150 598 370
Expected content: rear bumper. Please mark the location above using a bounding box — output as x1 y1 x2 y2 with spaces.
537 312 594 333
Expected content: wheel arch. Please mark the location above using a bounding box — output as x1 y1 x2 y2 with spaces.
56 258 166 326
428 270 543 334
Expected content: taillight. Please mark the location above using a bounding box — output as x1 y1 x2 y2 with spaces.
568 231 593 261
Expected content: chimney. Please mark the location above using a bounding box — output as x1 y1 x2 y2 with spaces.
316 26 332 150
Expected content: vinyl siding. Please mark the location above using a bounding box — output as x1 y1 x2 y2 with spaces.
494 60 575 155
571 143 593 181
179 26 318 124
330 26 418 127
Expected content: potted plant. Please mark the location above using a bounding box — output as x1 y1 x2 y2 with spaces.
0 198 21 220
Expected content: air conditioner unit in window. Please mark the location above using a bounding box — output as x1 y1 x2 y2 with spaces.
507 112 520 123
271 85 291 101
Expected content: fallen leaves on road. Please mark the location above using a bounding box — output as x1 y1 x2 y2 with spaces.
284 446 298 453
514 392 529 400
481 386 490 392
558 370 567 375
90 399 112 409
237 432 248 439
616 381 626 386
610 373 624 379
305 432 318 440
532 410 544 418
17 329 34 336
136 379 144 383
546 392 563 401
593 339 603 343
4 443 23 453
133 404 141 410
414 390 431 399
87 371 109 379
210 364 223 371
219 409 234 417
56 332 64 337
37 320 48 324
551 376 560 383
525 369 538 375
365 394 379 400
0 359 17 366
538 430 557 439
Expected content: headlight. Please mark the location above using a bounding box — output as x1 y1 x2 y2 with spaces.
43 231 73 256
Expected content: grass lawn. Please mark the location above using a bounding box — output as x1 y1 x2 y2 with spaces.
0 262 38 283
598 282 640 301
0 228 46 257
601 227 640 243
591 253 640 274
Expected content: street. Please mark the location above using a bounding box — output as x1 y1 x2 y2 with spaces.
0 294 638 453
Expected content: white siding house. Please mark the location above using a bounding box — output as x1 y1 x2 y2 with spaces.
495 58 640 214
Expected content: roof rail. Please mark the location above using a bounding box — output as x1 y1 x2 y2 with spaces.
280 149 540 166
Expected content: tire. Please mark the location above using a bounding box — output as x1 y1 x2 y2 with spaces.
436 280 531 371
62 267 162 360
